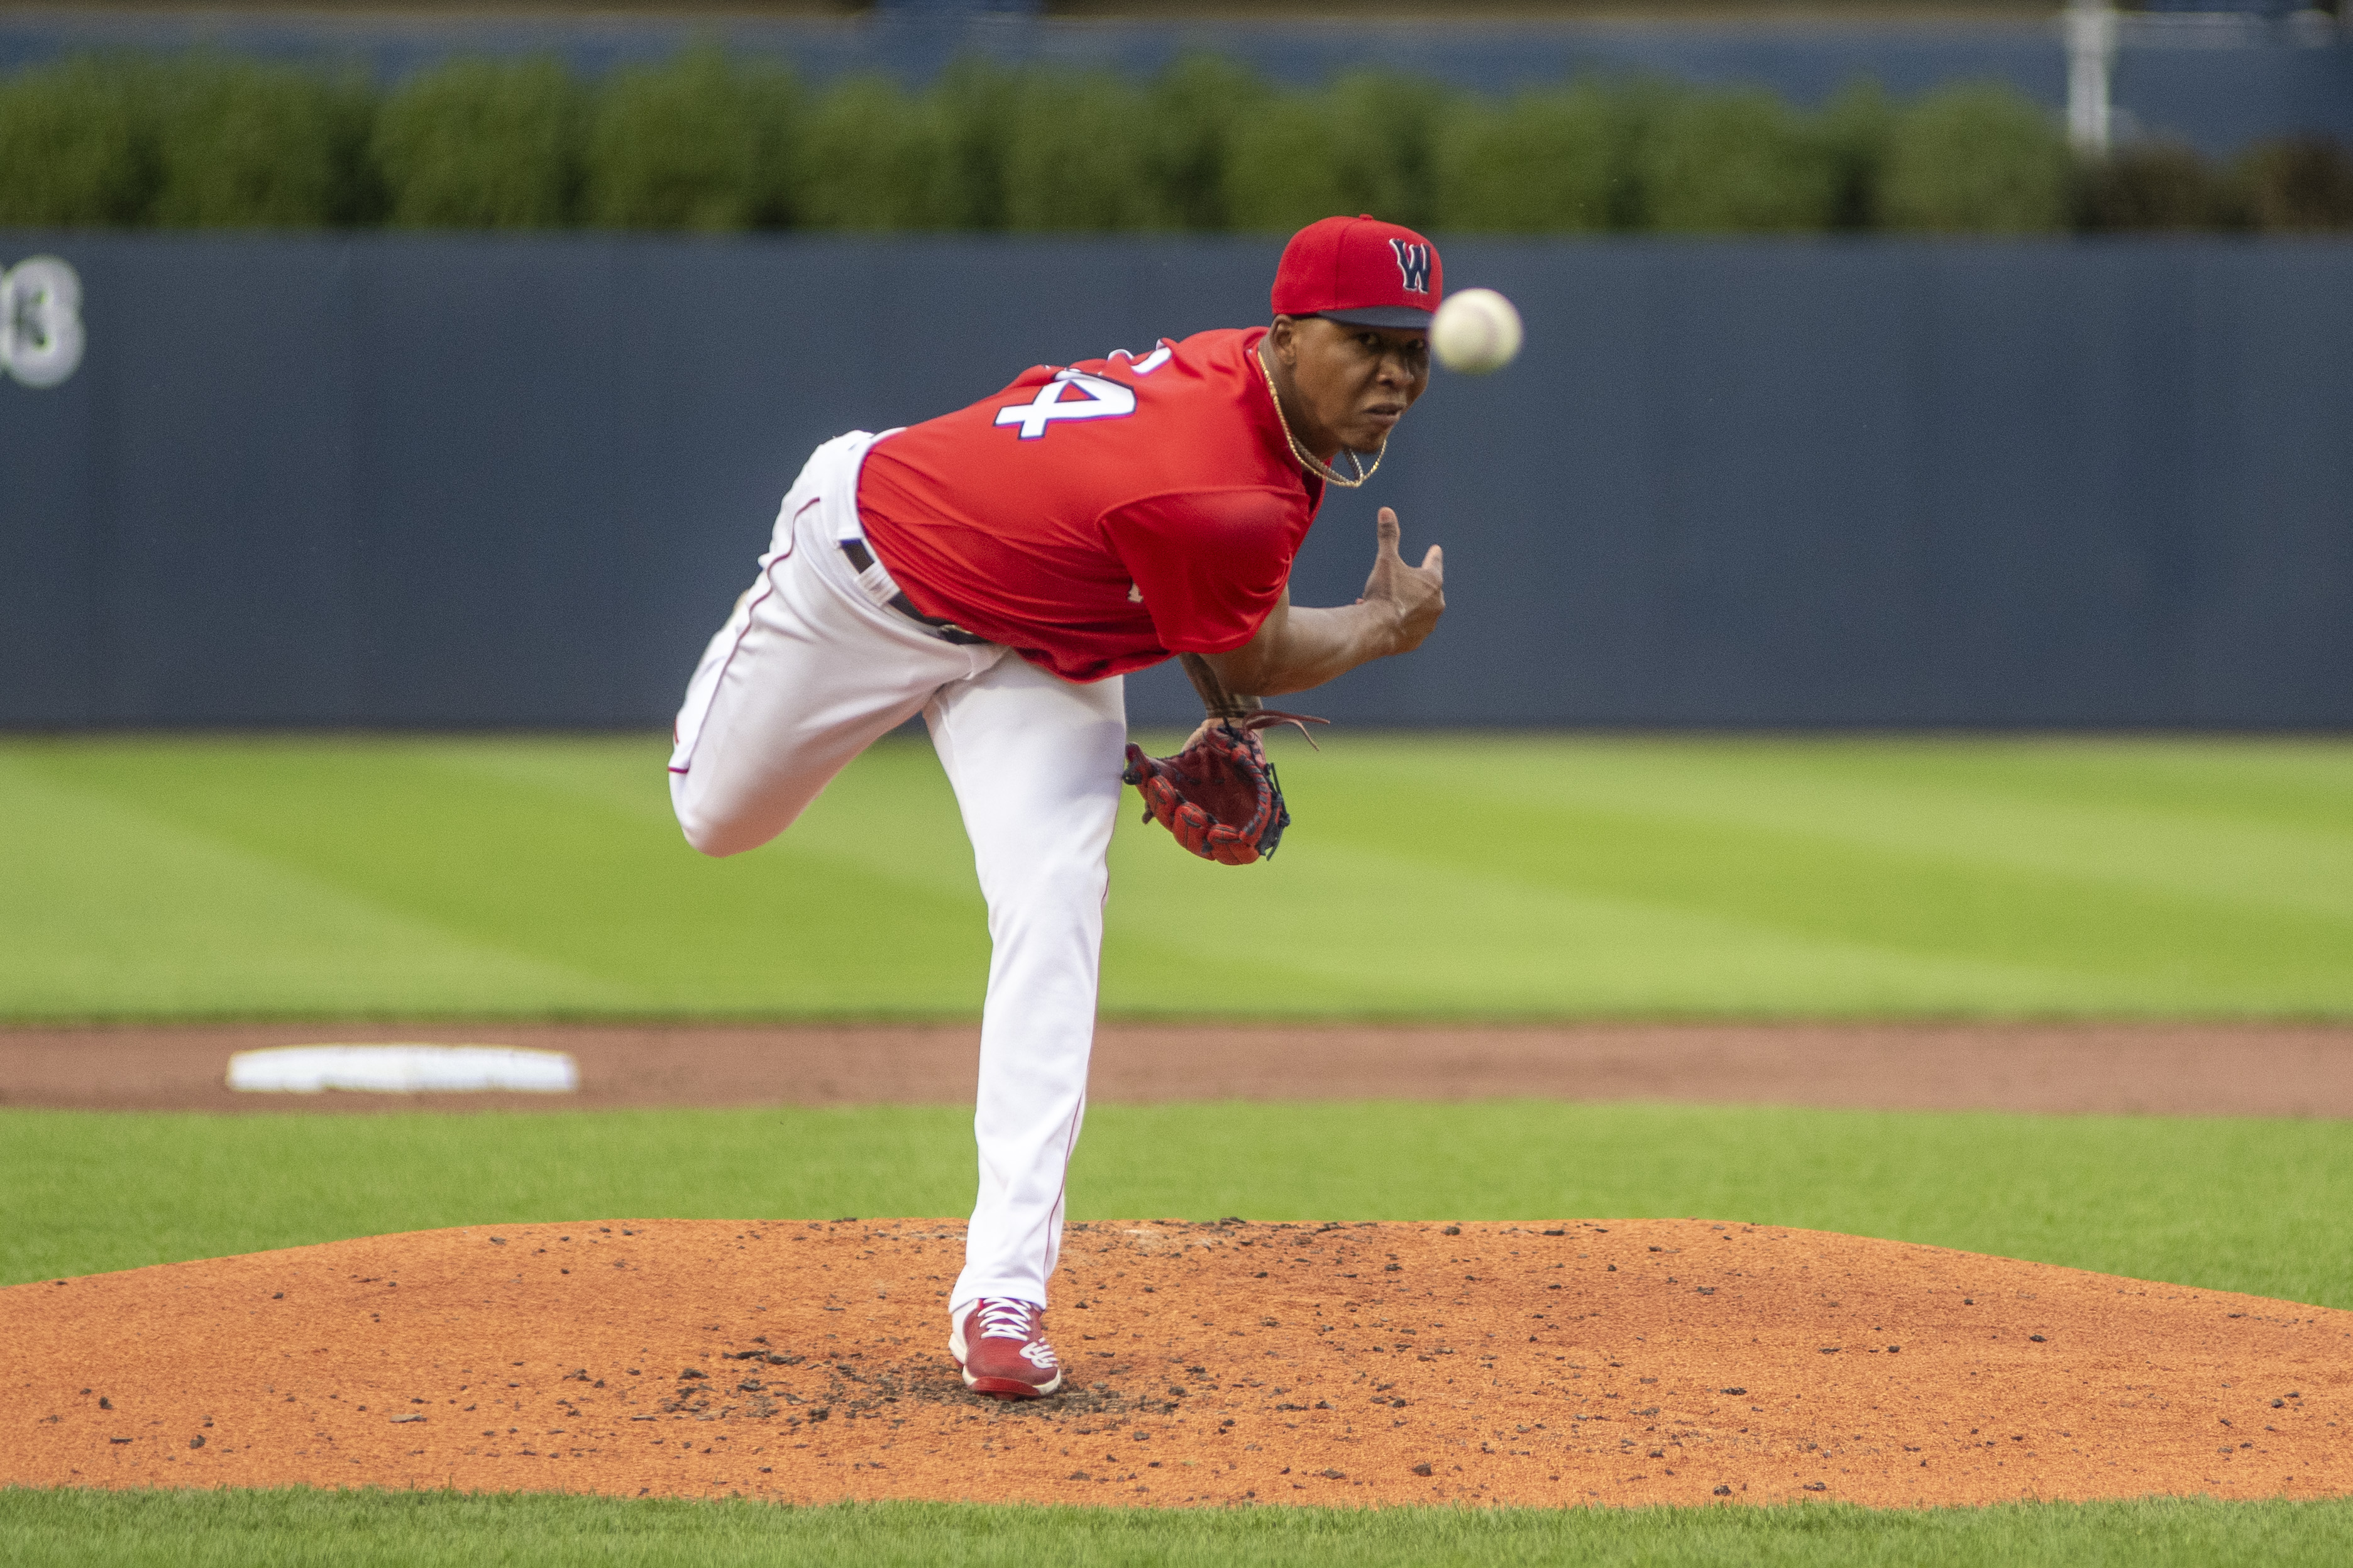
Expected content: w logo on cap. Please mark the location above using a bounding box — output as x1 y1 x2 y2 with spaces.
1389 239 1434 295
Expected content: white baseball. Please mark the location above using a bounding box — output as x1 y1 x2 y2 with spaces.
1431 287 1523 376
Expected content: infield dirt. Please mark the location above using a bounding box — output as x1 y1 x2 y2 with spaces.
5 1218 2347 1510
7 1021 2353 1116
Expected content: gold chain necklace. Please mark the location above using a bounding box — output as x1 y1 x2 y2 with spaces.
1255 345 1384 489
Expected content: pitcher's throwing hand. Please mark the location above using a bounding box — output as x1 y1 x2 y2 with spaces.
1361 505 1445 652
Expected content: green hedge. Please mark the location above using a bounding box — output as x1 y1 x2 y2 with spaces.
1432 84 1625 233
375 58 583 229
0 55 157 226
2 48 2346 235
1641 85 1843 232
1880 80 2075 232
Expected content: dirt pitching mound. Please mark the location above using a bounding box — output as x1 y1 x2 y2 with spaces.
4 1219 2347 1510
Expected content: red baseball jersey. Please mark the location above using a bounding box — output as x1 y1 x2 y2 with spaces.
854 327 1323 683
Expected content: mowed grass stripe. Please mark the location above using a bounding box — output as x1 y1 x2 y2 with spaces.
8 1102 2349 1309
0 740 995 1016
1406 738 2353 916
1106 838 2114 1017
1343 783 2342 1006
5 1491 2353 1568
0 760 617 1016
3 735 2348 1020
1128 734 2353 1016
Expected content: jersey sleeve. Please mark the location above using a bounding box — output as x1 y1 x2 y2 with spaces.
1100 488 1301 655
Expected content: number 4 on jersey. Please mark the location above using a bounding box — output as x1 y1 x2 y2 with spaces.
995 369 1135 441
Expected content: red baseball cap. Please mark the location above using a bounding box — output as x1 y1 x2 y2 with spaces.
1270 214 1444 330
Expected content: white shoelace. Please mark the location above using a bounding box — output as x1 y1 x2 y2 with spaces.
976 1299 1036 1340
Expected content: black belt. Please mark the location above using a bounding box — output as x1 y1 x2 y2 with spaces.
839 539 988 645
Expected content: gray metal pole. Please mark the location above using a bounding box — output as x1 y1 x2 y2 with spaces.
2065 0 2117 155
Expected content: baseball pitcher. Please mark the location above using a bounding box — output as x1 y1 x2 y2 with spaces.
668 216 1448 1398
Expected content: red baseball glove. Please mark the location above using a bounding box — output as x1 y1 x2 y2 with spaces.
1120 713 1326 866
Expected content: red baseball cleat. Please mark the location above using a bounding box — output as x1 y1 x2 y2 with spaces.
949 1298 1063 1398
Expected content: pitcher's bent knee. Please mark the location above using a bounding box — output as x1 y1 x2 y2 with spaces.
674 808 741 858
671 780 768 858
680 821 742 858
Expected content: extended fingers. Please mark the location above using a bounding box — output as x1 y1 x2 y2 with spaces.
1421 544 1443 583
1374 507 1402 556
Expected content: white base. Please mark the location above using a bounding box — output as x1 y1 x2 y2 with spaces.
226 1044 579 1094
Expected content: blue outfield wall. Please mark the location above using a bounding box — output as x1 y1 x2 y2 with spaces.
1 233 2349 731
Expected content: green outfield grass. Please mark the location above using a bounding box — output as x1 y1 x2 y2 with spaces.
8 1100 2348 1307
1 733 2347 1021
6 1489 2352 1568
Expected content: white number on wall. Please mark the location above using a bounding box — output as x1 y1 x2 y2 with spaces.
1 258 86 389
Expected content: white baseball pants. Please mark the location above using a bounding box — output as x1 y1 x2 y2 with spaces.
668 431 1125 1318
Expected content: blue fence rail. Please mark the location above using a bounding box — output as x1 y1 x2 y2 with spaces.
2 233 2348 731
